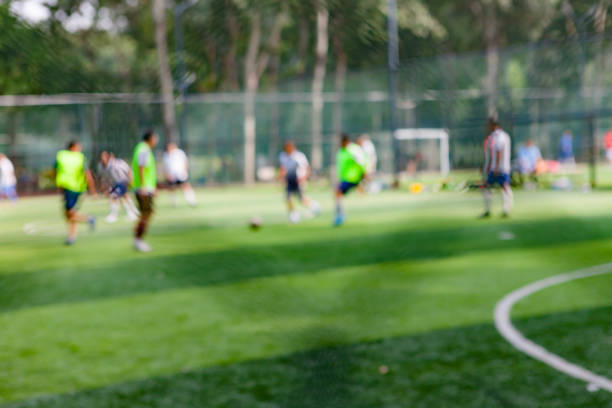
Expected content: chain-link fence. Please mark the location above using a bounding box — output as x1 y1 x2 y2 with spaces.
0 34 611 192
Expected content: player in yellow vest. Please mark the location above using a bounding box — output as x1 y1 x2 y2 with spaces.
55 141 96 245
132 130 159 252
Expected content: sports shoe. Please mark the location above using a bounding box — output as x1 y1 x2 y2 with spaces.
105 213 118 223
126 211 139 222
333 214 344 227
134 239 152 252
65 237 76 246
88 216 97 232
478 211 491 219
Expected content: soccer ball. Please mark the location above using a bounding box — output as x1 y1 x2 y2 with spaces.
289 211 301 224
249 217 262 230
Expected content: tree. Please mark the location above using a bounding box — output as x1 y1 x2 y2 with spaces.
328 0 387 167
223 0 240 91
593 0 608 109
310 0 329 176
152 0 178 143
240 1 288 184
464 0 511 118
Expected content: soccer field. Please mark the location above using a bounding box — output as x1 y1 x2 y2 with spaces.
1 187 612 407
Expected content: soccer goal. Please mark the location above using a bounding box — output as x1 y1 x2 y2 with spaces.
394 128 450 176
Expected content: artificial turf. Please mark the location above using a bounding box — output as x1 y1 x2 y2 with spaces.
1 186 612 407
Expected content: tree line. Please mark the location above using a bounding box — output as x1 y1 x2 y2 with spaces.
0 0 609 182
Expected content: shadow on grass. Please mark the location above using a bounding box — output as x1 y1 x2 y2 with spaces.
5 306 612 408
2 214 612 313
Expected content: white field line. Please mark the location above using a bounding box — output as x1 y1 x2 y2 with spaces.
22 221 62 237
494 263 612 392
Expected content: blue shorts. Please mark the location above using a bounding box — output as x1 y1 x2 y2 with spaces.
286 176 302 199
0 185 17 200
110 182 128 198
487 172 511 187
338 181 360 195
169 179 187 186
63 189 81 211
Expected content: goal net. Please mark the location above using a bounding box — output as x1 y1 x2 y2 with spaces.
394 128 450 176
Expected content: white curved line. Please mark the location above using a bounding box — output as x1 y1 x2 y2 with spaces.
22 221 62 237
494 263 612 392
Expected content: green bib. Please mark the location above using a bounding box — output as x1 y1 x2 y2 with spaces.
132 142 156 190
337 144 365 184
56 150 87 192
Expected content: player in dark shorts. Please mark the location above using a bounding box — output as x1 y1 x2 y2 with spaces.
98 151 139 223
278 141 320 224
334 134 367 227
54 141 97 245
131 131 159 252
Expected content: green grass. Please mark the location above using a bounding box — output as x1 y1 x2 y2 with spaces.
1 185 612 407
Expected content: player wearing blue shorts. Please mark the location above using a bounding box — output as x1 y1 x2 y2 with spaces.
334 134 367 226
55 141 97 245
278 141 320 224
98 151 139 223
481 118 513 218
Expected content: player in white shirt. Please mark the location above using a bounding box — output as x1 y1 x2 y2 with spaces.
0 153 17 205
163 143 196 207
278 141 320 224
98 151 139 223
357 134 377 175
481 118 513 218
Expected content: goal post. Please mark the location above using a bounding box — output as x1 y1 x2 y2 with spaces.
394 128 450 176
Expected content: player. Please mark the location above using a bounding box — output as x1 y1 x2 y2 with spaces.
357 134 377 176
357 134 379 193
481 118 513 218
278 140 320 224
98 151 139 223
334 134 367 227
559 130 575 165
604 130 612 164
54 141 96 245
163 143 196 207
132 130 159 252
0 153 17 205
517 139 542 187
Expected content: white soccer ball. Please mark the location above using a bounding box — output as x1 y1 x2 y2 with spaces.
289 211 301 224
249 217 262 230
310 201 321 216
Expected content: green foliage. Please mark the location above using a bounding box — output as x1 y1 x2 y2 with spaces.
4 0 609 95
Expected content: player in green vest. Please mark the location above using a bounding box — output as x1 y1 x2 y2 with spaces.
132 130 159 252
55 141 96 245
334 133 368 227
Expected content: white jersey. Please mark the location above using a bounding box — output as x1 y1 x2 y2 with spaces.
484 129 511 174
279 150 309 180
98 157 131 185
0 156 16 187
348 143 367 168
361 139 377 173
163 148 189 182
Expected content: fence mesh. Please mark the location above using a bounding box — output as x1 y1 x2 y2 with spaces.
1 34 611 192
